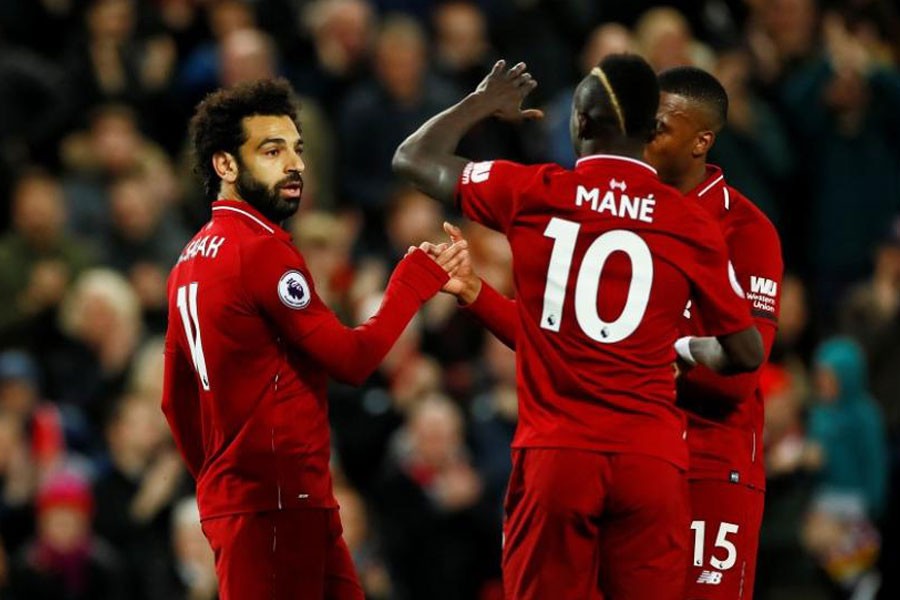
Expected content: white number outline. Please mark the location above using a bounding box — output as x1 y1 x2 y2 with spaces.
176 282 210 391
541 217 653 343
690 520 740 571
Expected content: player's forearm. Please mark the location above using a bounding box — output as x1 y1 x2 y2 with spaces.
678 324 776 402
161 349 204 479
307 287 422 386
392 93 495 204
304 250 448 385
677 328 763 374
463 279 517 350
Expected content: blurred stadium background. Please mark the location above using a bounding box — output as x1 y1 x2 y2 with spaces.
0 0 898 598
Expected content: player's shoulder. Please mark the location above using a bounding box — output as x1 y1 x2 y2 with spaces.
725 186 782 248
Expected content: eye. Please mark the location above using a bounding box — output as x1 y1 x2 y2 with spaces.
265 148 280 157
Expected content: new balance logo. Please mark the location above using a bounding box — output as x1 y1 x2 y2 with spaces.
750 276 777 297
697 570 723 585
610 178 627 191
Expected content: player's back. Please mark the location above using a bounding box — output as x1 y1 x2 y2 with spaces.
165 201 334 519
458 155 751 469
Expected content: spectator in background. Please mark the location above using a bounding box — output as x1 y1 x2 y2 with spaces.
165 496 216 600
432 1 528 166
635 6 715 71
432 1 492 92
177 0 256 107
770 273 818 369
0 410 39 569
708 47 793 226
543 23 636 167
756 363 828 599
48 269 143 428
373 395 496 600
63 0 176 134
105 172 189 273
93 394 185 600
296 0 374 113
103 172 188 332
62 104 179 240
292 211 356 316
0 35 70 203
9 468 127 600
776 11 900 313
803 338 887 597
0 350 66 479
338 15 456 248
335 484 392 600
468 335 517 523
839 216 900 435
0 169 95 341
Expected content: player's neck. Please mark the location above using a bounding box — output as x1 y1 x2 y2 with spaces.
578 140 645 163
218 182 246 204
671 161 709 195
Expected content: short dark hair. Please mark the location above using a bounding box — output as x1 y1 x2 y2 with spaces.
576 53 659 141
657 66 728 132
189 78 301 201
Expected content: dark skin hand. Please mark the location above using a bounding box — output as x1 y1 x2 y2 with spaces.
392 60 543 205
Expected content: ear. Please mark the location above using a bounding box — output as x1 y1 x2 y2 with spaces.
693 131 715 158
576 112 589 140
213 151 238 184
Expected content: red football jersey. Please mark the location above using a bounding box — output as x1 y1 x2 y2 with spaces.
457 155 754 468
677 166 783 489
163 200 446 519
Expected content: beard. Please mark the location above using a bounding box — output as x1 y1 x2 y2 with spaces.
235 162 303 224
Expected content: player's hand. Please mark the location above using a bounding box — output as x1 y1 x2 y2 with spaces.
411 239 469 278
441 222 482 304
474 60 544 123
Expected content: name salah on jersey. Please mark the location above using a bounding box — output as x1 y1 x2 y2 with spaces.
178 235 226 264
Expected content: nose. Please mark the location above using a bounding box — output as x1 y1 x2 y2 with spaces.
286 149 305 174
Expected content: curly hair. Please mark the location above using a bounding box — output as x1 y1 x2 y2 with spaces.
189 78 302 201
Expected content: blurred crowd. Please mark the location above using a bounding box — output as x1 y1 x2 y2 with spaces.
0 0 898 598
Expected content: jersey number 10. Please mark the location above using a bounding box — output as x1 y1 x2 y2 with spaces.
541 217 653 343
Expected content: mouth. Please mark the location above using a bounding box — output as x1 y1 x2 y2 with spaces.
279 181 303 200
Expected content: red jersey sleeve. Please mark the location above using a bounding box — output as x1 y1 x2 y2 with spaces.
679 212 784 403
682 218 755 337
242 237 448 386
162 326 204 479
462 279 518 350
456 160 533 233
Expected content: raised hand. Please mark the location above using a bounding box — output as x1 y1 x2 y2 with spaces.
474 60 544 123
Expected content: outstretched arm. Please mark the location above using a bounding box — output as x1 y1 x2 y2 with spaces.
392 60 542 205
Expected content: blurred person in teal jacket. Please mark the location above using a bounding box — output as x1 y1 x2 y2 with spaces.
803 337 887 596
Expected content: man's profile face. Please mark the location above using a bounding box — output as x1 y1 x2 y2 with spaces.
644 92 703 185
235 115 305 222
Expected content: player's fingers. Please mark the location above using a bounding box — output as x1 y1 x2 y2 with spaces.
507 61 527 78
490 59 505 77
435 240 468 267
406 245 416 256
442 249 470 274
443 221 464 243
514 72 534 87
521 108 545 121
